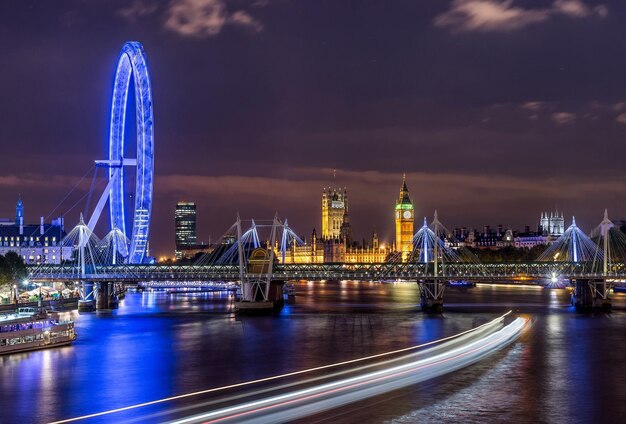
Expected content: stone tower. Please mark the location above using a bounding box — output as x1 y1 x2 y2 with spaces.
15 196 24 226
540 210 565 236
322 187 347 240
395 175 414 262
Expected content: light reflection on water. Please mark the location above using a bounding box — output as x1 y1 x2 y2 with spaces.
1 283 626 423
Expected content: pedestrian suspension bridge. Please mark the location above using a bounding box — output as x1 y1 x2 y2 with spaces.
29 209 626 312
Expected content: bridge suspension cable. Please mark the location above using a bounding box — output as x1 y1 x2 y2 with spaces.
194 216 304 267
407 214 480 266
537 216 600 263
98 227 131 266
589 209 626 275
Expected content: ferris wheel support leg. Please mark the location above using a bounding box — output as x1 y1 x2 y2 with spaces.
87 168 121 232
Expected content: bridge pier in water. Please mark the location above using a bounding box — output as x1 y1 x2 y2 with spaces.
78 281 120 312
571 279 611 312
237 279 285 315
235 246 285 315
233 216 286 315
95 282 120 311
418 279 445 313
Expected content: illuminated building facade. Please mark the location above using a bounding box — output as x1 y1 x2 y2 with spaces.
540 211 565 236
283 187 392 264
175 202 197 259
0 198 71 264
395 175 414 262
284 229 390 264
321 187 349 240
453 224 548 250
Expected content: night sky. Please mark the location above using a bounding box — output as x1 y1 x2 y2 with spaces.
1 0 626 257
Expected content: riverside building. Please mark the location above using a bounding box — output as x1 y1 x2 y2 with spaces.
284 183 403 264
0 197 71 264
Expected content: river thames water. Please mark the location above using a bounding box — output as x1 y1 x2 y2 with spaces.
2 282 626 423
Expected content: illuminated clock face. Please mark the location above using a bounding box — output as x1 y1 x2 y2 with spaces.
403 210 412 219
396 211 400 219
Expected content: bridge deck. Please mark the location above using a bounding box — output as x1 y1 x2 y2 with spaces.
28 262 626 283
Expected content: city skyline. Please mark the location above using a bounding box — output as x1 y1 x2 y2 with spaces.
1 1 626 256
0 171 617 258
4 3 626 423
172 177 571 257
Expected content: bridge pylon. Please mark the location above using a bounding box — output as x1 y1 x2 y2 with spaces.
572 209 618 312
413 211 455 313
75 214 98 312
78 281 96 312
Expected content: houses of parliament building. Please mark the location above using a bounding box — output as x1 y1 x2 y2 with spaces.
283 176 413 264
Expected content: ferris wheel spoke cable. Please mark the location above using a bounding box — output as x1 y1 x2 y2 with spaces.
23 165 95 242
45 164 95 221
83 166 100 219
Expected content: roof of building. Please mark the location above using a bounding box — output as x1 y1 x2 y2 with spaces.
0 224 65 240
396 174 413 209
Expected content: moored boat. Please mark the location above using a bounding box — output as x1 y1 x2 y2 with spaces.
0 307 76 355
448 280 476 288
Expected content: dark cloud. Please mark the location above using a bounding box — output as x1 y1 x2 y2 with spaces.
1 1 626 256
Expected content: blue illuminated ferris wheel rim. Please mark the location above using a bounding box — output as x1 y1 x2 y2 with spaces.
108 42 154 264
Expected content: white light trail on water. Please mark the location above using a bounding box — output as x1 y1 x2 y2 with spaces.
171 318 528 424
49 311 514 424
132 315 507 423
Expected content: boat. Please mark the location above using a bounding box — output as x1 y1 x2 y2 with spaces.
0 307 77 355
614 286 626 294
448 280 476 288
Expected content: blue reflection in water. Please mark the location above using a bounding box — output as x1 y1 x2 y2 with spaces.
415 316 446 345
1 284 626 423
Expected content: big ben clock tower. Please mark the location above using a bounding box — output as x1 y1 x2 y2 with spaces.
395 174 414 262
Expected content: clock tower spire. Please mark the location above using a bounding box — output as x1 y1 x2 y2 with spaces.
395 174 414 262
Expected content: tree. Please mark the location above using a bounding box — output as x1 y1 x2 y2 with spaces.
0 252 27 293
0 255 9 293
466 245 548 263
